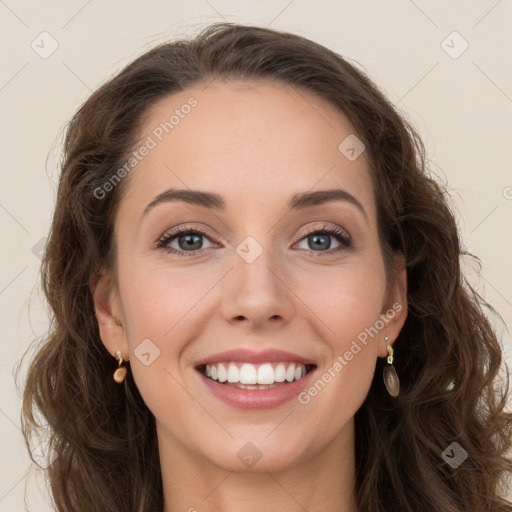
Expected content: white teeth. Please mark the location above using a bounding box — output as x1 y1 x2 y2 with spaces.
285 364 296 382
217 363 227 383
274 364 286 382
203 361 309 385
227 363 239 383
257 363 275 385
239 363 257 384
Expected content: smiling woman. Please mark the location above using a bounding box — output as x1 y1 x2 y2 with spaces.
18 22 512 512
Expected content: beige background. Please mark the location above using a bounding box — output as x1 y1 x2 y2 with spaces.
1 0 511 509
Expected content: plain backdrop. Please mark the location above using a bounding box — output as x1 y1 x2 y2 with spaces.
1 1 511 509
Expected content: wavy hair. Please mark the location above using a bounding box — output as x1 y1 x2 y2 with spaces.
18 22 512 511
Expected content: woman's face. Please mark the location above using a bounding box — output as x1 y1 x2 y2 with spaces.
94 79 407 473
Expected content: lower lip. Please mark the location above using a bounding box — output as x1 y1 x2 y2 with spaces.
198 369 316 410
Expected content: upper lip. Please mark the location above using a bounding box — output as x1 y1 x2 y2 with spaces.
194 349 317 367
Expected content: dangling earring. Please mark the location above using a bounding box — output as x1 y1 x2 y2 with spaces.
383 336 400 397
113 350 127 383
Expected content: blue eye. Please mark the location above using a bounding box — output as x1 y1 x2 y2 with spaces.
156 224 352 257
294 225 352 255
156 226 217 257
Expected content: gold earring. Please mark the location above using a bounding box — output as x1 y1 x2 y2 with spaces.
383 336 399 397
113 350 127 383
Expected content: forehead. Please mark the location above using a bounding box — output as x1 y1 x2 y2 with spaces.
117 79 376 226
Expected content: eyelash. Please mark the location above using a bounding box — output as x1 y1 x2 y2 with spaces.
155 224 352 258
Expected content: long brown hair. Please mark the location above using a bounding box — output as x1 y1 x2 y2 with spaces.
17 22 512 511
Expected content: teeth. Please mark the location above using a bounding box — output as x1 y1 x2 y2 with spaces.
217 363 227 383
240 363 257 384
257 363 274 385
285 364 296 382
227 364 239 383
274 364 286 382
203 362 309 385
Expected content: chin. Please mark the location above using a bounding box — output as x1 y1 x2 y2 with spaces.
196 431 315 474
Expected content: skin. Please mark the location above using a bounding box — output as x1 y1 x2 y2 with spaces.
93 79 408 512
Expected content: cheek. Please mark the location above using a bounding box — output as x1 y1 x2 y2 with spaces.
117 262 210 427
119 258 210 342
298 257 387 344
291 262 386 443
117 259 224 398
293 254 387 398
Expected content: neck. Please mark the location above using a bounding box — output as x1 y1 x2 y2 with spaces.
159 418 360 512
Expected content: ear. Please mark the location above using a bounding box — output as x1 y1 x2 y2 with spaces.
377 251 408 358
90 269 129 361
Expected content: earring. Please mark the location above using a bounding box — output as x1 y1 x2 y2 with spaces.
113 350 127 383
383 336 399 397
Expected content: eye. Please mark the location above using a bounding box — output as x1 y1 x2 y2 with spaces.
155 223 352 257
293 224 352 256
156 226 218 257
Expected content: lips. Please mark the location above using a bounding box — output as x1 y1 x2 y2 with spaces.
195 349 318 410
195 348 317 366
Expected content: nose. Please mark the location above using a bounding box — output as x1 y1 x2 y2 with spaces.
219 246 295 331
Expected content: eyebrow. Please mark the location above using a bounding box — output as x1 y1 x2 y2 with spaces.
142 188 368 221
